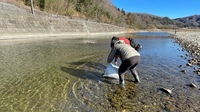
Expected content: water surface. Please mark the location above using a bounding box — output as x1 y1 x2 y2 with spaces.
0 33 200 112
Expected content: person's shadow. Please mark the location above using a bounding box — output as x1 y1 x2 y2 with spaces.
60 61 115 84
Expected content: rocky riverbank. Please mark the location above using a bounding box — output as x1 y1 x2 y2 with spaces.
165 29 200 75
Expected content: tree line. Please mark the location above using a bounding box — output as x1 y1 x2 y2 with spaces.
20 0 183 29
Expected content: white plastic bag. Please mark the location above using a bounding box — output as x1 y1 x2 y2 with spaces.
103 63 119 79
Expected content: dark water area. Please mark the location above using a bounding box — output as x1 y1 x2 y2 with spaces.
0 32 200 112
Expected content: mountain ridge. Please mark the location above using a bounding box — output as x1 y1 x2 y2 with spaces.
0 0 199 29
173 15 200 28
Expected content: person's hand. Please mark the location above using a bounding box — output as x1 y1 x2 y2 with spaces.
135 44 142 51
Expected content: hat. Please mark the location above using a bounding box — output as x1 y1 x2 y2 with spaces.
110 36 118 47
111 36 118 41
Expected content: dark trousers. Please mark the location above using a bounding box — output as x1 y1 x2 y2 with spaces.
118 56 140 83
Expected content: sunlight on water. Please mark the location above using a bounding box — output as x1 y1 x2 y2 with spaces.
0 33 200 112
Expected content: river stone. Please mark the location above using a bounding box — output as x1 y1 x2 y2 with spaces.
165 103 175 112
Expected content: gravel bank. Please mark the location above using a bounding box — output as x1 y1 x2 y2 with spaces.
167 30 200 47
165 29 200 75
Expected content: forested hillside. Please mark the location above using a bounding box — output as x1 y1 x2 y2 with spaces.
174 15 200 28
4 0 198 29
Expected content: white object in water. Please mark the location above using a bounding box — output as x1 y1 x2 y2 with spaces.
189 82 197 88
159 87 173 94
103 63 119 79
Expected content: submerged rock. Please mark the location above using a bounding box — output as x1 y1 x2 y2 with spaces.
194 68 200 75
179 65 183 68
186 63 192 66
181 70 187 74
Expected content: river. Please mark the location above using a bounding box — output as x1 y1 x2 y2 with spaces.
0 32 200 112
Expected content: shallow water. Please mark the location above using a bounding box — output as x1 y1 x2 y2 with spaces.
0 33 200 112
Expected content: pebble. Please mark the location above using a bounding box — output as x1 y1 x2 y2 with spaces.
181 70 187 74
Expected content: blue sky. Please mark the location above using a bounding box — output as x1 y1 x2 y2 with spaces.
111 0 200 19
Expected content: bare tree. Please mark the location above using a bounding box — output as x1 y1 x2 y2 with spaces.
30 0 35 15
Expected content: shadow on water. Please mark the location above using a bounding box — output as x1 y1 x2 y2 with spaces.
61 66 86 79
60 61 116 84
65 61 106 71
60 58 147 111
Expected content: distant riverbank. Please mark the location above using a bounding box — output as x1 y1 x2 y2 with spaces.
164 29 200 75
165 29 200 47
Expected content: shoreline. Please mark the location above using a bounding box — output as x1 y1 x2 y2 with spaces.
164 29 200 59
164 29 200 75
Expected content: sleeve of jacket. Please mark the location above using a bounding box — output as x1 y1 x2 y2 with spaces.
107 48 117 63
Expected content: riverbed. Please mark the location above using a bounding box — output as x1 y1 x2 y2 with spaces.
0 32 200 112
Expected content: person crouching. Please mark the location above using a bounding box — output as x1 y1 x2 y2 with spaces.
107 40 141 84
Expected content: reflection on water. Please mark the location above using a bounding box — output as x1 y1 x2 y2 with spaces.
134 31 170 36
0 33 200 112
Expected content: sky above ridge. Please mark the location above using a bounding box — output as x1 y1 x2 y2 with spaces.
111 0 200 19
